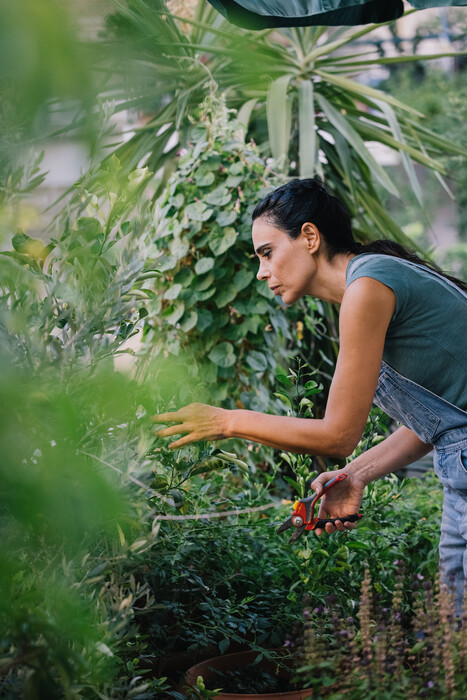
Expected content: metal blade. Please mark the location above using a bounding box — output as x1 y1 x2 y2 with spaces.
277 516 294 534
289 525 306 543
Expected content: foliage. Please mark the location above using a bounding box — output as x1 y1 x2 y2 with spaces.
380 68 467 250
293 567 467 699
102 0 465 244
0 0 98 213
1 2 458 697
0 158 199 696
139 95 306 412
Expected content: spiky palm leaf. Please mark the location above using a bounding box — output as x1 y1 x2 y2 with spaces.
98 0 465 242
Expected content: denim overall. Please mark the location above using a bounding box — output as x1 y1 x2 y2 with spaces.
349 256 467 612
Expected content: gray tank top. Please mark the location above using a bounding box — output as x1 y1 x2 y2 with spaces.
346 253 467 411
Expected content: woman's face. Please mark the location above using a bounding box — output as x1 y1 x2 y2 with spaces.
252 217 317 305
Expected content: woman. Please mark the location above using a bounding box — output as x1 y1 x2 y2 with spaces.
154 178 467 612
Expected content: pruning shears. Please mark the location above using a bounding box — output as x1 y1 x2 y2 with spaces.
277 474 363 543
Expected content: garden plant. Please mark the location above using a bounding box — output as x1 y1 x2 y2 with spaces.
1 1 466 698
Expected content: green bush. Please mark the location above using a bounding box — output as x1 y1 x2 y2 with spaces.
140 97 306 410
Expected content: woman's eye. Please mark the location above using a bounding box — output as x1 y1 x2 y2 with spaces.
263 251 271 259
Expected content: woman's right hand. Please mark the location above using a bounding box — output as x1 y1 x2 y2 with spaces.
310 468 367 536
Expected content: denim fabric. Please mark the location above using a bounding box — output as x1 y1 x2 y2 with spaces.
347 255 467 612
434 444 467 614
374 361 467 614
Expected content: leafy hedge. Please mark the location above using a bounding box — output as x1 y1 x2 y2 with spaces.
142 101 305 410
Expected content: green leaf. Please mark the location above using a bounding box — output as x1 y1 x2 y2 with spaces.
314 67 423 117
197 287 216 302
163 283 182 300
185 201 213 222
299 79 316 178
274 393 293 409
215 284 237 308
170 237 189 260
246 351 268 372
242 315 261 335
218 638 230 655
225 174 242 188
194 257 215 275
237 98 257 139
179 310 198 332
12 232 32 252
172 192 185 209
163 301 185 326
228 162 243 175
195 170 215 187
375 98 423 206
208 227 238 256
192 272 215 292
75 217 102 241
267 74 292 170
233 268 254 291
316 94 399 198
283 476 299 490
208 342 236 368
173 267 194 286
204 186 232 207
305 381 322 395
216 209 237 227
275 371 293 388
168 489 184 508
196 309 213 332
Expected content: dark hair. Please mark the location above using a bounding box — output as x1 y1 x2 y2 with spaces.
252 178 467 293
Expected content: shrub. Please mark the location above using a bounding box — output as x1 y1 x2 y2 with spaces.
140 96 306 411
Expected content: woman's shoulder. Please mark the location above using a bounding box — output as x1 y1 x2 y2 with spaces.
346 253 410 282
345 254 411 306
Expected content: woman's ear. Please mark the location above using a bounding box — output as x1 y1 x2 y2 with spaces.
301 222 321 255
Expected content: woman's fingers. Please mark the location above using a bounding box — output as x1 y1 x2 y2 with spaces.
150 403 227 447
155 423 187 438
309 469 363 537
314 519 357 537
152 406 193 424
166 434 196 449
310 470 345 496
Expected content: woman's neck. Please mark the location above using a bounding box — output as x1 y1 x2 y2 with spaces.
308 253 355 304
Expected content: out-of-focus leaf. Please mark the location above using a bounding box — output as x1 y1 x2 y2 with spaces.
267 75 293 169
298 79 316 178
316 94 399 198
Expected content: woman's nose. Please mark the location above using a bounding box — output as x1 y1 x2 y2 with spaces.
256 260 269 281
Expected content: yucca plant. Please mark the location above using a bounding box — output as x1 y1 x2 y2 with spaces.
101 0 465 242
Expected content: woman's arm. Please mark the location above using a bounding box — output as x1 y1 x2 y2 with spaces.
310 425 432 535
153 277 396 456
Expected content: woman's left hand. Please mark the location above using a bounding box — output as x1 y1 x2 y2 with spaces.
151 403 229 449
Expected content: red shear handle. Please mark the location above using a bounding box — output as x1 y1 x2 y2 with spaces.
301 473 349 516
323 473 347 490
305 473 363 530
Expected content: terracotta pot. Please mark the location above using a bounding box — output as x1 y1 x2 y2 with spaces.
184 649 312 699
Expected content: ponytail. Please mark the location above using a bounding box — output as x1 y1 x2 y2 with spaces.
253 178 467 294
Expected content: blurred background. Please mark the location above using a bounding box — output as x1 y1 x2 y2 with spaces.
7 2 466 269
